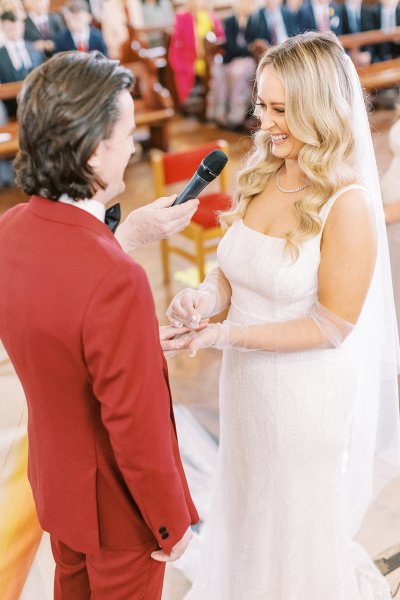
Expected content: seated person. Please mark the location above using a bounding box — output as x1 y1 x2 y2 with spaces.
54 0 108 55
297 0 343 36
168 0 224 105
0 11 44 118
246 0 299 57
24 0 65 56
370 0 400 61
207 0 257 128
340 0 375 65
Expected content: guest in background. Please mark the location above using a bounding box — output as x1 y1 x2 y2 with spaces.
382 117 400 333
24 0 64 56
297 0 343 36
0 11 44 118
285 0 306 26
168 0 224 105
246 0 299 57
141 0 174 47
0 100 14 188
101 0 144 59
54 0 108 54
207 0 257 128
370 0 400 61
340 0 374 65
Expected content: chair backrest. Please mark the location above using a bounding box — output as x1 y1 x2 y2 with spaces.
151 139 229 198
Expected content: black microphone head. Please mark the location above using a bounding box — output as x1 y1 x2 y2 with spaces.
198 149 228 182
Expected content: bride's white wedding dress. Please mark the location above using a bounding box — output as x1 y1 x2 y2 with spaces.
185 184 391 600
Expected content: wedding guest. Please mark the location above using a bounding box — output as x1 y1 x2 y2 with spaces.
168 0 224 104
23 0 65 56
246 0 299 57
54 0 108 54
340 0 375 65
370 0 400 61
297 0 343 36
100 0 144 59
207 0 257 128
0 11 44 118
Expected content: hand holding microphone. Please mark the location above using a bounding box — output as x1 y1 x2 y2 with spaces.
115 149 229 253
172 149 229 205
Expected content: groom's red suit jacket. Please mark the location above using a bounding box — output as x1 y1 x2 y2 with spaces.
0 196 198 553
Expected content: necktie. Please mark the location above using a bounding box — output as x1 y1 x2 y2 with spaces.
105 203 121 233
76 41 88 52
38 19 49 38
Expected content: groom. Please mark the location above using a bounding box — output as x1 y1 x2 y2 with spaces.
0 52 198 599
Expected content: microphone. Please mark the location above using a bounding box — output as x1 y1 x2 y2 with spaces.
172 149 228 206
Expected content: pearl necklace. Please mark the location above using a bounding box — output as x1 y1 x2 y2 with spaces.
275 169 310 194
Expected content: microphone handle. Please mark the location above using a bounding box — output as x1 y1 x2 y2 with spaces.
172 173 209 206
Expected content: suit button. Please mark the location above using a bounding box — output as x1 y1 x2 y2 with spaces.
162 532 169 540
159 527 167 534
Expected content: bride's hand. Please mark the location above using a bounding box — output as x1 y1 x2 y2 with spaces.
166 288 212 328
186 323 224 357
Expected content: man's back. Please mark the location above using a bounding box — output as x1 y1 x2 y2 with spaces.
0 196 197 554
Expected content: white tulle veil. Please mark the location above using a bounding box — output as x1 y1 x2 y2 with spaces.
342 55 400 535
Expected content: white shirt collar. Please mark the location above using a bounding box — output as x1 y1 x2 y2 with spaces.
58 194 106 223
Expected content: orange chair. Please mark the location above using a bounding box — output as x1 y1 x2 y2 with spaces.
151 140 232 284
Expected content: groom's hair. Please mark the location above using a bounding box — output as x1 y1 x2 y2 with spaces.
15 51 134 201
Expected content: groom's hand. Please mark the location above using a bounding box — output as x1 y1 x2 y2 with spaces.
159 324 208 357
151 526 193 562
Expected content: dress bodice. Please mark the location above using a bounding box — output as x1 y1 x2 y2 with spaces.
217 184 367 325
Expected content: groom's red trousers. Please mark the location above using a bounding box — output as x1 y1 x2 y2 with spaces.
51 536 166 599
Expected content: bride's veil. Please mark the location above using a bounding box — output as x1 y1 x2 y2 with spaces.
342 55 400 535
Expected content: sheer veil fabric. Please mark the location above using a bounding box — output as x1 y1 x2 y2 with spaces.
342 56 400 534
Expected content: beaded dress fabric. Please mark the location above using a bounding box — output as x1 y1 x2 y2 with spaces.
185 184 391 600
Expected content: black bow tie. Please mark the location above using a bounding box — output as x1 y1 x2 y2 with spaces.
105 203 121 233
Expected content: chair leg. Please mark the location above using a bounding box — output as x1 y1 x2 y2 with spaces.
195 231 206 284
160 239 170 284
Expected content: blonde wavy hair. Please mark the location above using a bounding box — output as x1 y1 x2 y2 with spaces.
220 31 361 257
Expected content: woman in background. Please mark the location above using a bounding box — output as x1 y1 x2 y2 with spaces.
168 0 224 105
207 0 257 128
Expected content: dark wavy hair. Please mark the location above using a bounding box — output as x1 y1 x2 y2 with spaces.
14 51 134 200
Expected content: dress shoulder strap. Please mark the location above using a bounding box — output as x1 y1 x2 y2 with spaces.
319 183 370 226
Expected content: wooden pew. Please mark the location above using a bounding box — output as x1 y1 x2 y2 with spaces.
0 122 19 159
339 27 400 52
0 61 174 157
357 58 400 91
339 29 400 91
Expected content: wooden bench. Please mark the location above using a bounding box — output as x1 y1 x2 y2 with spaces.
0 60 174 158
357 57 400 91
338 29 400 92
339 27 400 53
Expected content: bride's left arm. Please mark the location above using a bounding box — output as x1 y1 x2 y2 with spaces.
186 189 377 356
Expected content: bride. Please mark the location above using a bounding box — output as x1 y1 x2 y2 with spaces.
167 32 400 599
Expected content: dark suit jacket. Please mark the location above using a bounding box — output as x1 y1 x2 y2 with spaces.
0 44 44 117
223 15 254 63
370 4 400 61
24 12 65 43
340 4 374 34
247 7 298 45
55 27 108 55
297 1 343 36
0 196 199 553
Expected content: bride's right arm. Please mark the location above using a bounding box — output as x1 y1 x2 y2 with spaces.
166 267 232 328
